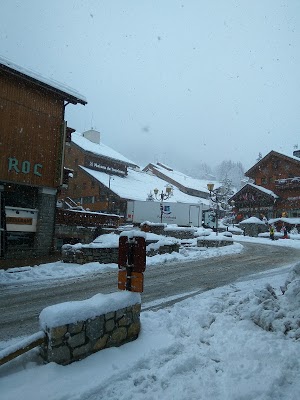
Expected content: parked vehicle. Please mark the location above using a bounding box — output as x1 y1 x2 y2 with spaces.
126 200 208 227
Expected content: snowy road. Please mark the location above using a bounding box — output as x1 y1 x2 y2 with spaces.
1 241 299 341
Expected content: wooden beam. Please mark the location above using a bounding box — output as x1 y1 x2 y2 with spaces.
0 333 45 366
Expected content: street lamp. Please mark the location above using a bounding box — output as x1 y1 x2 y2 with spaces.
153 186 173 223
230 200 235 227
207 183 220 236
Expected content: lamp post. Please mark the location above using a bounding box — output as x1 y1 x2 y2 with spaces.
153 186 173 223
230 200 235 227
207 183 220 236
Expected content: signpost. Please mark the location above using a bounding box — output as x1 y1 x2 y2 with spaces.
118 232 146 293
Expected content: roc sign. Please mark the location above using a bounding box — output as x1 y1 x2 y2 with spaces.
8 157 42 177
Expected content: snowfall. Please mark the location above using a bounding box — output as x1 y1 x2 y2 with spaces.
1 229 300 400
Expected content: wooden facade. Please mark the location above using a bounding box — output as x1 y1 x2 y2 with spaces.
0 58 86 262
0 72 66 188
231 151 300 221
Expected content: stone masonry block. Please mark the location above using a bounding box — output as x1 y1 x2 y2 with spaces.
68 331 86 348
93 334 109 352
128 321 141 339
118 312 133 327
116 307 127 320
108 327 128 346
105 319 116 332
49 325 67 339
105 311 115 321
72 342 92 359
68 321 84 335
86 315 104 341
48 345 71 365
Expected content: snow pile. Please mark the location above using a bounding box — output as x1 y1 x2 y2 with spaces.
234 263 300 340
240 216 266 224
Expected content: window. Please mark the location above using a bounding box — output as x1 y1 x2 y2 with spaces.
292 209 300 218
91 180 95 189
261 177 267 184
82 196 94 204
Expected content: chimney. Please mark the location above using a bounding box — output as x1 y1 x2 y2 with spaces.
82 129 101 144
293 150 300 158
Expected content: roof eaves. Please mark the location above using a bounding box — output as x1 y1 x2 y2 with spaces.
0 59 87 105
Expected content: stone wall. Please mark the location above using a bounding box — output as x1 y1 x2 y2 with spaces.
239 223 269 237
146 242 180 256
197 237 233 247
62 244 119 264
140 222 166 235
62 241 180 264
40 302 141 365
163 227 196 239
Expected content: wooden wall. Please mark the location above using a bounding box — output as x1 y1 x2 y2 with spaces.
0 72 65 188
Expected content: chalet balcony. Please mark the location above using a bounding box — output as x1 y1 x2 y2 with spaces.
275 177 300 190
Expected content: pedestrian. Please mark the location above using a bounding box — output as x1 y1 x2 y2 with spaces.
269 225 275 240
283 226 288 239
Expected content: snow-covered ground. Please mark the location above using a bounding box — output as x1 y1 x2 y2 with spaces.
1 232 300 400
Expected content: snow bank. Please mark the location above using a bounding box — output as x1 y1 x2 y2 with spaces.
233 263 300 340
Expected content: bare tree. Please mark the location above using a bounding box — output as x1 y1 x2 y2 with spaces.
214 160 245 190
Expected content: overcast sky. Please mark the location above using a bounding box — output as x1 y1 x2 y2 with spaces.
1 1 299 172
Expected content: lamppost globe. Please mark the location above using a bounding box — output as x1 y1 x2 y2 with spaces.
207 183 215 192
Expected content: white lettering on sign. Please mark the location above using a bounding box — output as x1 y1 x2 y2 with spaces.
8 157 42 176
87 160 126 175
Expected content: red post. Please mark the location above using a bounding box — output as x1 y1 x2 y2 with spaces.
118 233 146 292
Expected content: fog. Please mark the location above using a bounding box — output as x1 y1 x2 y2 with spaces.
0 0 299 172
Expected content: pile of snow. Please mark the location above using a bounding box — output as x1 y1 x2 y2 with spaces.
240 216 267 224
234 263 300 340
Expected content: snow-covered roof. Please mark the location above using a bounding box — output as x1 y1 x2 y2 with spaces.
269 217 300 225
246 150 300 176
80 165 210 206
72 132 138 167
247 183 278 199
0 55 87 105
144 163 221 194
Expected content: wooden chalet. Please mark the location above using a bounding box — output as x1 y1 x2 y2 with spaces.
60 129 139 215
230 150 300 221
0 56 87 262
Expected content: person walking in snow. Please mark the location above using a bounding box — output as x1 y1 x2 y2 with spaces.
282 225 288 239
269 225 275 240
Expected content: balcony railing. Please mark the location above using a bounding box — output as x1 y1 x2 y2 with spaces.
275 177 300 189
